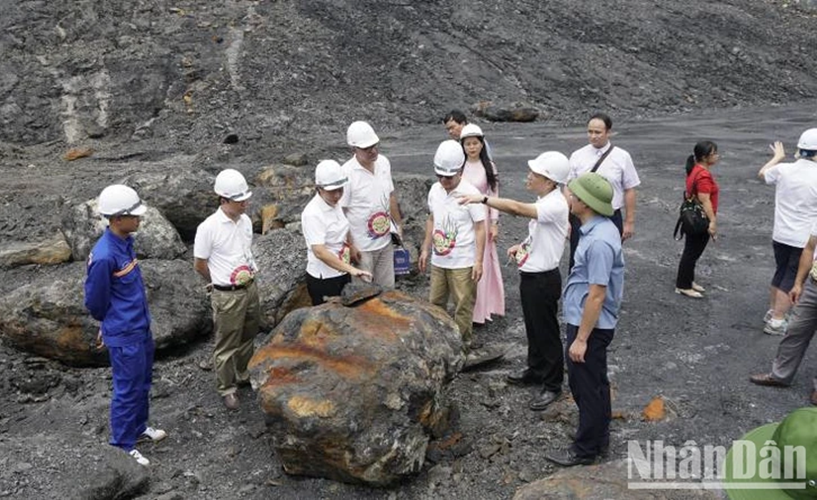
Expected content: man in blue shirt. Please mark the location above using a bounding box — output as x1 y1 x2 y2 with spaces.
547 173 624 467
85 185 166 466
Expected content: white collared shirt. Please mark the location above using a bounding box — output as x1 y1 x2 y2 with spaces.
427 179 487 269
194 208 256 287
763 159 817 248
568 143 641 210
302 193 351 279
339 155 395 252
516 189 569 273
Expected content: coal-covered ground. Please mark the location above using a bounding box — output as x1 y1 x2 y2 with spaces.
3 105 817 499
2 0 817 498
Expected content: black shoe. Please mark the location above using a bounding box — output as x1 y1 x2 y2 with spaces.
506 369 542 386
529 390 561 411
545 448 595 467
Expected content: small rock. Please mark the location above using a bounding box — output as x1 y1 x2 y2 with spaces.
64 147 94 161
283 152 308 166
479 443 501 459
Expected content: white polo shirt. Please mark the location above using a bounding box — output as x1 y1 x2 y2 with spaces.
568 143 641 210
427 179 487 269
763 159 817 248
302 193 351 279
339 155 395 252
194 208 256 287
516 189 569 273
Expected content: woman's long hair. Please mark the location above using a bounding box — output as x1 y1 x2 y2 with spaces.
685 141 718 175
461 135 498 191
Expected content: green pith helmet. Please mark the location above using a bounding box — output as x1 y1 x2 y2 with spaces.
568 172 614 216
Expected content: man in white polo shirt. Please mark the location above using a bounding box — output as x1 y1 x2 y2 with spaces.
194 169 260 411
459 152 570 410
419 140 486 350
567 112 640 269
340 121 403 287
757 128 817 336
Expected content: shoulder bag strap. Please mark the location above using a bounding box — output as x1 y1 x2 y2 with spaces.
590 145 615 173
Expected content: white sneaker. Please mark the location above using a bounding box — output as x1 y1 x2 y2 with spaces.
137 426 167 443
129 449 150 466
764 318 787 336
763 309 773 323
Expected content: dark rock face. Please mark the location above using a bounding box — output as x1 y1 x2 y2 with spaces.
252 228 312 330
248 290 464 486
125 167 219 242
62 200 186 262
472 102 540 122
0 260 210 366
68 444 150 500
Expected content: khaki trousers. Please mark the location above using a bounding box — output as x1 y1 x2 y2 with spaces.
429 265 476 345
211 281 260 396
355 244 395 288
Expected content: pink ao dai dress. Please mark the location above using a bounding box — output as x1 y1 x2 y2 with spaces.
462 159 505 323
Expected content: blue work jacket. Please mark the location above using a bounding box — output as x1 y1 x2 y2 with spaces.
84 229 151 347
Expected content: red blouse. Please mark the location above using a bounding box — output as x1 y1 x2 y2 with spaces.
687 164 719 214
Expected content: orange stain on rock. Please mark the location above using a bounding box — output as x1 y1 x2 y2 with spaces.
642 396 666 421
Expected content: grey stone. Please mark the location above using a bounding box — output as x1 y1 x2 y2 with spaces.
0 260 210 366
69 445 150 500
62 200 185 262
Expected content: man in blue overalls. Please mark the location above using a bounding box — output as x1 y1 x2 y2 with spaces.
85 185 167 466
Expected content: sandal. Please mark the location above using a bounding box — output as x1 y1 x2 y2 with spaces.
675 288 703 299
691 282 706 293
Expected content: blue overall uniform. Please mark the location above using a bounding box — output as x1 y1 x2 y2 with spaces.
84 228 153 452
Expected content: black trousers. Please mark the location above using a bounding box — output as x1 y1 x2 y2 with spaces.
519 269 563 392
565 324 614 458
569 209 622 270
675 232 710 289
306 273 351 306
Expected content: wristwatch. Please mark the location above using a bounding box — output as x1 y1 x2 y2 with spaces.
481 196 488 204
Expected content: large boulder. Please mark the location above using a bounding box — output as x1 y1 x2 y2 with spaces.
124 166 219 242
0 232 72 269
513 459 720 499
0 260 211 366
62 199 186 262
248 287 464 486
252 228 311 329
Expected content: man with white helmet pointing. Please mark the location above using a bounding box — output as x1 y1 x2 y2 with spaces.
194 169 261 411
340 121 403 287
459 152 571 410
420 140 487 351
85 185 167 466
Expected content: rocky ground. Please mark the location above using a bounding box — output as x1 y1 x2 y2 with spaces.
2 0 817 499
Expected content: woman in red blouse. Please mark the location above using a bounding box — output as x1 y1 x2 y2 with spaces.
675 141 720 298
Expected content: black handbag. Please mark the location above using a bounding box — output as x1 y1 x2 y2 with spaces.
673 171 709 240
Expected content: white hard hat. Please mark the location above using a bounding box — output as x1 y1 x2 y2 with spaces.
315 160 347 190
459 123 483 140
528 151 571 184
433 140 465 177
797 128 817 151
347 121 380 149
98 185 147 217
214 169 252 201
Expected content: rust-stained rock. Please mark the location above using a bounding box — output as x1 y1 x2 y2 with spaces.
0 260 211 366
642 395 666 422
513 459 720 499
260 204 284 234
63 147 94 161
249 289 464 486
251 164 313 232
0 233 72 268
